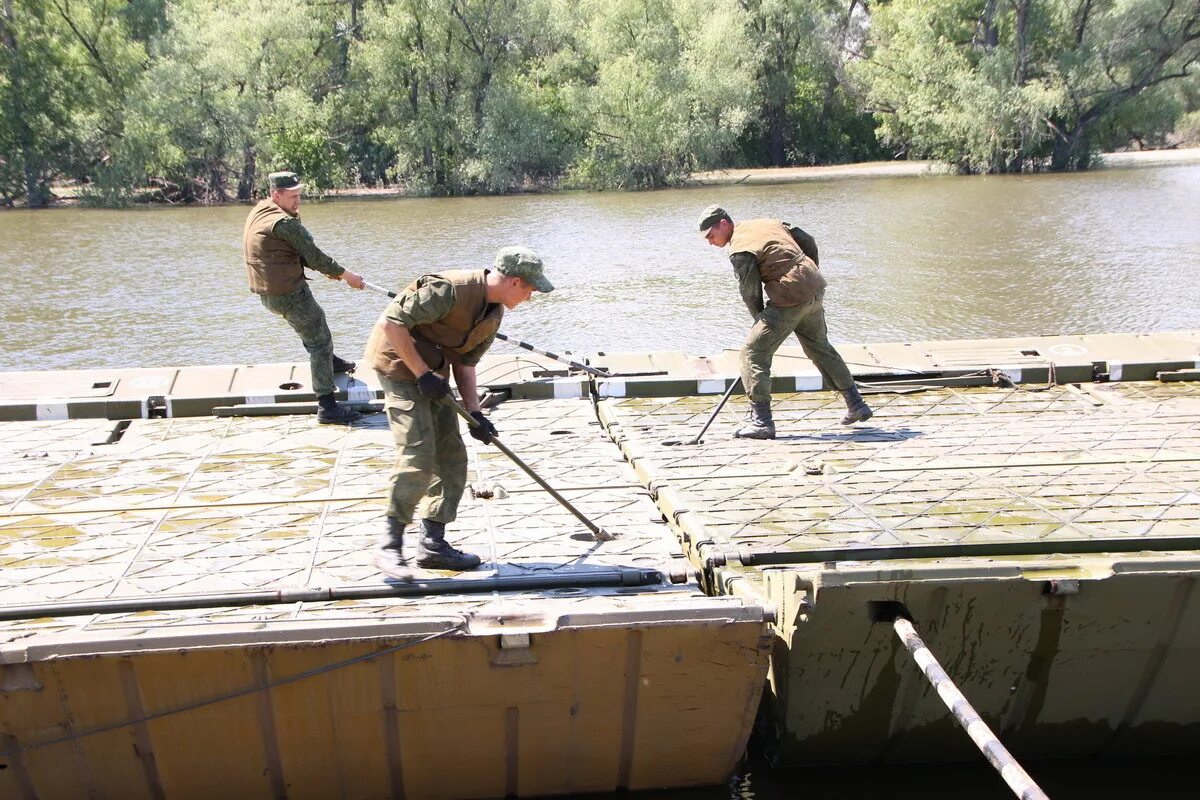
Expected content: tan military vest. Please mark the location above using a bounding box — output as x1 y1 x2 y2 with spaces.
365 270 504 381
728 218 827 307
243 199 303 296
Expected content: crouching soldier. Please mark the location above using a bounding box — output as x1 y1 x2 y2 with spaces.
364 247 554 579
699 205 871 438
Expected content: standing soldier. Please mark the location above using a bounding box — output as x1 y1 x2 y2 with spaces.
242 171 364 424
699 205 871 438
365 247 554 579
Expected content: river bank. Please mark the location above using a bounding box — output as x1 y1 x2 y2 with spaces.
25 148 1200 210
690 146 1200 185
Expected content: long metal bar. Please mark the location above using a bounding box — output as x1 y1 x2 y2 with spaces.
443 395 614 541
672 377 741 446
493 332 611 377
0 569 659 622
361 280 611 377
891 617 1049 800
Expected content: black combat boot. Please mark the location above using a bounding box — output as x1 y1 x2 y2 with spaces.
372 517 413 581
734 400 776 439
316 393 362 425
840 385 873 425
416 519 482 571
332 354 356 374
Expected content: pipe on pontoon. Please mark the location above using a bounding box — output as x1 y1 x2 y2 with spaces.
873 604 1050 800
0 568 664 622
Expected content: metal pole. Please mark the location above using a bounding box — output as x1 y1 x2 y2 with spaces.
664 376 742 446
891 617 1050 800
443 395 615 542
0 569 659 622
492 332 611 377
361 280 611 377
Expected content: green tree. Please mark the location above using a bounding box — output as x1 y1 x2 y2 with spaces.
856 0 1200 171
356 0 531 194
565 0 756 188
736 0 884 166
49 0 154 204
1044 0 1200 169
1 0 66 206
0 0 142 206
116 0 342 202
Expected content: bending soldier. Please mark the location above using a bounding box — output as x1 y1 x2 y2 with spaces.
364 247 554 579
242 171 364 424
699 205 872 438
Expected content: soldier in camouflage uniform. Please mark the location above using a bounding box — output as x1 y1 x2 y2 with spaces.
364 247 554 578
242 171 363 424
699 205 872 438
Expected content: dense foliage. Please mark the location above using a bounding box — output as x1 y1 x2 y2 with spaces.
1 0 1196 205
856 0 1200 171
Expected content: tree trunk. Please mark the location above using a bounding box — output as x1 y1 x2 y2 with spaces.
474 65 492 135
764 100 787 166
23 155 48 207
237 142 256 200
976 0 999 48
1050 126 1083 171
350 0 362 40
1013 0 1030 85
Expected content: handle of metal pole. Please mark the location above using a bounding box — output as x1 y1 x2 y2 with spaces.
363 280 397 299
442 395 615 542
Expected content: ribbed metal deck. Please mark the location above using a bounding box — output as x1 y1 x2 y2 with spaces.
3 330 1200 788
0 398 769 799
595 373 1200 764
0 398 690 609
599 381 1200 566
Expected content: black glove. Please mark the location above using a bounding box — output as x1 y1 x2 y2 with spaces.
416 371 450 400
468 411 497 443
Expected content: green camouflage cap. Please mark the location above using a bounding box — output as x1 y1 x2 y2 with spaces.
697 204 730 232
494 246 554 293
268 171 304 191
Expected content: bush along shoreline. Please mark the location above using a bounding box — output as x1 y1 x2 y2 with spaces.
2 0 1198 209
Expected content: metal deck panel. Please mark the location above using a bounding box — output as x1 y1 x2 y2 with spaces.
0 399 773 800
599 381 1200 563
0 398 686 631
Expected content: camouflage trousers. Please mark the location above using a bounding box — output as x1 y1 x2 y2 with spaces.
742 291 854 404
259 284 335 396
380 374 468 524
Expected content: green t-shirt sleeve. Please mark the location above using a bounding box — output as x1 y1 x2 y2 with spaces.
272 217 345 277
729 251 764 318
385 277 456 329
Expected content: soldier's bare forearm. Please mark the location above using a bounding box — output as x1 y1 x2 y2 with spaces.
453 365 482 413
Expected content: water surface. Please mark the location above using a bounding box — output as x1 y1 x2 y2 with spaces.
1 169 1196 795
1 165 1198 371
